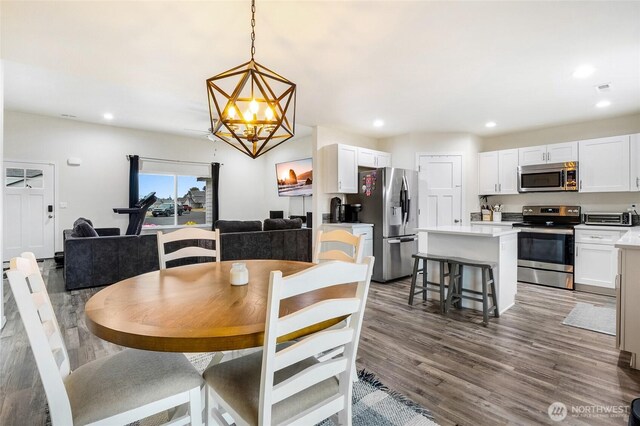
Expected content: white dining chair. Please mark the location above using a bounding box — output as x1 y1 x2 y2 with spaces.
203 257 375 426
7 252 204 426
313 229 365 264
157 227 221 269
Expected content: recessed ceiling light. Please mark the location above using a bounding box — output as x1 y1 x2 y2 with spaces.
103 113 114 120
596 100 611 108
572 64 595 79
373 119 384 128
485 121 497 128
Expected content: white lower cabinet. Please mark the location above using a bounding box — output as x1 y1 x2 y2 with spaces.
574 228 625 292
320 224 374 258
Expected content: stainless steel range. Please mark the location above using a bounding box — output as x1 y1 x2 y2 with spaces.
512 205 581 289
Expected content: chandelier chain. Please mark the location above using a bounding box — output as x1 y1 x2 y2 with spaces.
250 0 256 60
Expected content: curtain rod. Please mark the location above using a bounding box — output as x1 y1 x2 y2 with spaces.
126 155 222 166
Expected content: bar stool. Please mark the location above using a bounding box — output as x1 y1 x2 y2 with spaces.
445 257 499 326
409 253 452 313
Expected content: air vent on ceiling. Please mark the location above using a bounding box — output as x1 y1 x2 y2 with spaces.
61 114 77 118
595 83 612 93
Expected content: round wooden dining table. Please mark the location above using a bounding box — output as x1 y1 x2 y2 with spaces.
85 259 356 352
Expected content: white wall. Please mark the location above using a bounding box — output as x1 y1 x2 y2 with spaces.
379 132 482 224
1 60 5 329
261 135 313 219
3 110 278 251
311 126 380 230
480 112 640 213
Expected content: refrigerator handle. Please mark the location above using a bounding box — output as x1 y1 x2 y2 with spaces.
402 175 410 226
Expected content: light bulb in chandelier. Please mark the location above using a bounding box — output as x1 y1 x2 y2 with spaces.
227 106 237 119
243 109 253 122
249 99 259 114
265 106 274 121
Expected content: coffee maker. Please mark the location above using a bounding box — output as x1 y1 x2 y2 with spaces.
343 204 362 223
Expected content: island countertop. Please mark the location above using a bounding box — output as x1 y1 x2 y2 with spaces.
417 225 520 237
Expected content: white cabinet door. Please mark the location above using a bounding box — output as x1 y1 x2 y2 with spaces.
518 145 547 166
338 145 358 193
478 151 499 195
575 243 618 289
376 152 392 168
546 141 578 164
498 149 519 194
357 148 377 168
579 135 630 192
629 133 640 191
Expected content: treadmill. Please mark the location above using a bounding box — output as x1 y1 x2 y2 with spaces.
113 192 157 235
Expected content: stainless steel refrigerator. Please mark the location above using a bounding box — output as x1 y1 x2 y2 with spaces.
347 167 418 282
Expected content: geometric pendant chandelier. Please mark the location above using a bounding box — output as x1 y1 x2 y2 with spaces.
206 0 296 159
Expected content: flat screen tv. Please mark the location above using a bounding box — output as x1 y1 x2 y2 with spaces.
275 158 313 197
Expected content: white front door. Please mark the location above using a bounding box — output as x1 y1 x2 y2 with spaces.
3 162 55 260
418 155 463 250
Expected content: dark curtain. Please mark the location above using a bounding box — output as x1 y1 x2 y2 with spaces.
211 162 221 229
129 155 140 207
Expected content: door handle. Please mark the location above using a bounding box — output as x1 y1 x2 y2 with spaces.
388 239 401 244
454 219 460 223
48 215 53 219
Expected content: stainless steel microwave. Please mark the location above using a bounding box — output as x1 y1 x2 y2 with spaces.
517 162 578 192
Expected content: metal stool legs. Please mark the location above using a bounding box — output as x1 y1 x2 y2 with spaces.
409 255 450 313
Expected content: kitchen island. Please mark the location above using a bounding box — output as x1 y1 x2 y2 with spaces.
417 225 520 314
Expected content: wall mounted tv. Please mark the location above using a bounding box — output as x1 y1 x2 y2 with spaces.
275 158 313 197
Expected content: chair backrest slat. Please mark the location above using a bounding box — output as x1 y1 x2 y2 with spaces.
271 357 348 405
7 253 73 425
258 257 375 425
157 228 221 269
273 328 354 372
313 229 365 264
277 298 359 338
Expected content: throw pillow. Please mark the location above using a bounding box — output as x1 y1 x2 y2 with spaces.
215 220 263 234
71 219 99 238
73 217 94 228
263 218 303 231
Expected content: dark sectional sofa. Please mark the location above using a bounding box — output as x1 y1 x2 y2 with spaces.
63 220 312 290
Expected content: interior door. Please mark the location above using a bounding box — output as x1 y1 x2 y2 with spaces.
4 162 55 260
418 155 462 251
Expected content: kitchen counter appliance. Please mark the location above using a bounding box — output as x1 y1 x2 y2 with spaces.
513 205 581 289
518 162 578 192
583 212 636 226
347 167 418 282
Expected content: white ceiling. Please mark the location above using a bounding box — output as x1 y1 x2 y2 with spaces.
2 1 640 139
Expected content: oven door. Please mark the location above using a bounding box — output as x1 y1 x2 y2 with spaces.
517 228 575 289
518 169 564 192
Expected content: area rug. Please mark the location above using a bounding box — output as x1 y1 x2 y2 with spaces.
47 353 438 426
562 302 616 336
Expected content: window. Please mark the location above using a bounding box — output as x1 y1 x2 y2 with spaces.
139 173 211 228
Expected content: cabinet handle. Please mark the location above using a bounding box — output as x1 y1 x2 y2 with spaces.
499 183 502 192
580 180 583 190
542 153 545 162
339 181 342 190
494 183 497 192
636 177 639 189
547 152 550 161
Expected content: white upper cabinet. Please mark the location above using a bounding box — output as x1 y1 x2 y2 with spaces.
518 141 578 166
324 144 359 193
518 145 547 166
478 151 499 195
579 135 630 192
498 149 519 194
629 134 640 191
357 147 391 168
546 141 578 164
478 149 518 195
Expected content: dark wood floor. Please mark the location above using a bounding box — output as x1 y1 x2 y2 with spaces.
1 261 640 425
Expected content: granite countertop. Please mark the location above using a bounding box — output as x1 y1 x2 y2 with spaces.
574 224 640 231
321 222 374 228
417 226 520 237
470 221 517 227
615 230 640 250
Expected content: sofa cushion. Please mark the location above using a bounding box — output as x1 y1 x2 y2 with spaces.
71 219 99 238
215 220 262 234
263 218 302 231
